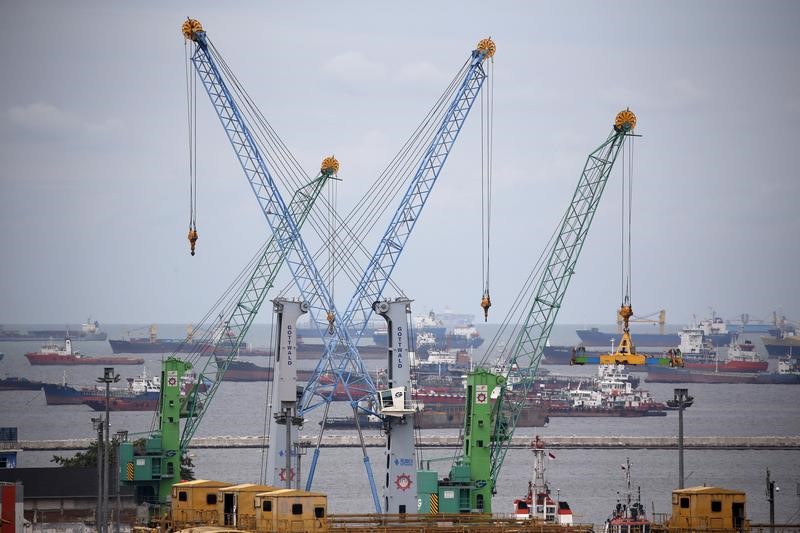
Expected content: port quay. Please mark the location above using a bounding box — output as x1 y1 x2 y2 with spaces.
15 435 800 451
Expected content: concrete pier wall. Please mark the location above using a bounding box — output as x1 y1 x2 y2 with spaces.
18 435 800 451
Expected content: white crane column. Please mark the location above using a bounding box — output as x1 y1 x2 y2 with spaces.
374 298 417 514
265 298 308 488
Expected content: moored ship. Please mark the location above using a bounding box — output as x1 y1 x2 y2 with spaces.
512 436 574 524
577 316 734 347
0 376 46 391
603 458 652 533
42 368 160 406
644 357 800 385
678 330 768 372
25 338 144 366
760 332 800 358
0 319 107 341
372 310 484 350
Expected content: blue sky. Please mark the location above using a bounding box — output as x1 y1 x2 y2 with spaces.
1 1 798 327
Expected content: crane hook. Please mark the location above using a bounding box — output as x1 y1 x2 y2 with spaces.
188 227 198 256
326 310 335 335
480 291 491 322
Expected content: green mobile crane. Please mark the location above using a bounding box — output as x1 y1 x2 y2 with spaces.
417 109 638 514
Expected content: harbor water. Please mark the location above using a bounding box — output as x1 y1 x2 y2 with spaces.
1 323 799 528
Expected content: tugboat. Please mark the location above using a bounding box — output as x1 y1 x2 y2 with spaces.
512 436 574 524
604 457 651 533
25 337 144 365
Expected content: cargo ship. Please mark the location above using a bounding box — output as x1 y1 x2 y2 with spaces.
25 338 144 366
42 368 160 406
0 319 107 341
372 310 484 350
678 330 767 372
644 357 800 384
215 358 336 382
321 402 549 430
110 325 386 359
760 332 800 357
542 345 665 365
576 316 735 347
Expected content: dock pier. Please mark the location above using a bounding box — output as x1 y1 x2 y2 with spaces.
13 435 800 451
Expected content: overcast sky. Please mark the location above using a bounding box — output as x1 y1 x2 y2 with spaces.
1 1 798 328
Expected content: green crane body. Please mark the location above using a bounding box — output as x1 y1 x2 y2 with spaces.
119 166 334 506
417 109 637 515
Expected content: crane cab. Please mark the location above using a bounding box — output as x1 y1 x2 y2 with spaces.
378 386 416 416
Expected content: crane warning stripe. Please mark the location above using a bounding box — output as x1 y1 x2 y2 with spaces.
127 462 134 481
430 493 439 514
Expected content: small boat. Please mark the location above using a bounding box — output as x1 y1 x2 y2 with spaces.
604 458 652 533
25 337 144 366
512 436 574 524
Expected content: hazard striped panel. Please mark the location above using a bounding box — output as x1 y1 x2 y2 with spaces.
430 493 439 514
126 462 134 481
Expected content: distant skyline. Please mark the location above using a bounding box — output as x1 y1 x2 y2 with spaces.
1 2 798 327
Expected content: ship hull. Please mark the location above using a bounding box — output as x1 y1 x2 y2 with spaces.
760 336 800 358
110 338 388 359
42 383 157 405
25 353 144 365
645 366 800 384
683 360 768 372
0 377 45 391
576 329 733 347
0 329 107 341
216 358 328 382
83 397 159 411
322 404 549 430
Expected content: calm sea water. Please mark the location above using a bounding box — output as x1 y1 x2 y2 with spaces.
1 323 799 527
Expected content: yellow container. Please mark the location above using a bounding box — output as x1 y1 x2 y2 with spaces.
255 488 327 533
171 479 233 528
668 486 749 531
217 483 279 530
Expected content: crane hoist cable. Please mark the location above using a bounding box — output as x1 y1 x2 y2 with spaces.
185 38 199 256
259 309 278 485
618 116 636 331
480 51 494 322
324 157 340 335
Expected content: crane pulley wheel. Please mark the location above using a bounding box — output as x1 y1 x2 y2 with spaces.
476 38 496 59
182 18 203 41
320 156 340 176
614 108 637 132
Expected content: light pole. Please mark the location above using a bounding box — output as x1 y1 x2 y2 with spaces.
670 388 692 489
97 367 120 533
115 430 128 533
92 416 104 530
766 469 777 533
